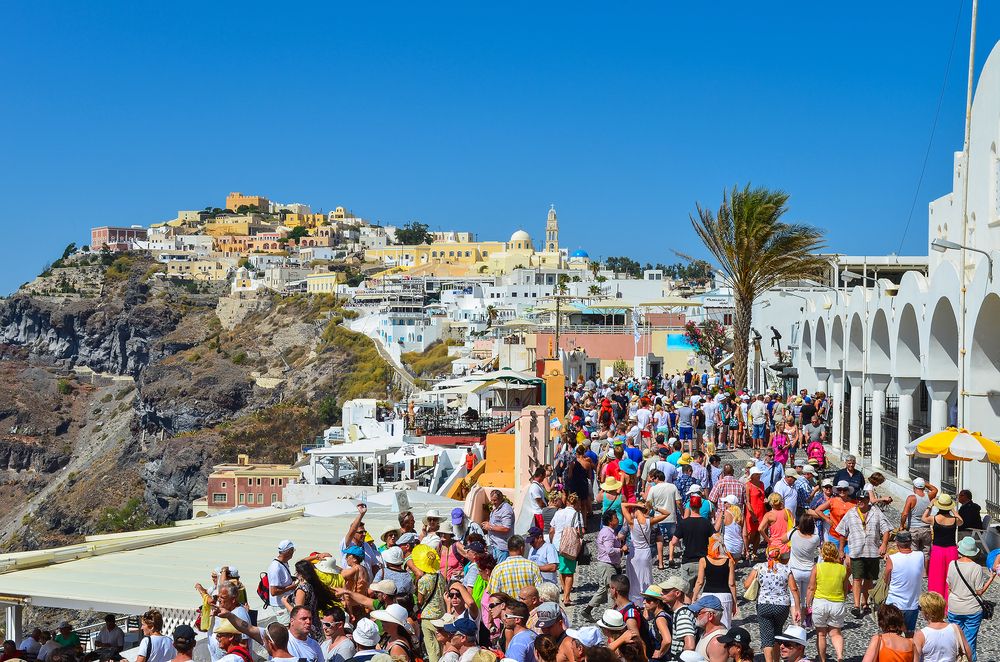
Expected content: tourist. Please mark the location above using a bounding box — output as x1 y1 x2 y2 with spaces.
95 615 124 654
526 525 559 584
600 477 624 523
564 627 604 662
773 472 799 519
859 604 916 662
809 482 856 554
639 585 672 662
215 605 324 662
533 602 573 662
596 610 638 655
690 451 709 489
646 468 681 570
770 427 791 469
285 559 337 639
921 492 962 600
581 509 625 621
210 620 251 662
35 632 56 662
422 509 444 550
946 536 995 660
169 624 196 662
750 395 768 451
787 515 821 625
437 523 465 582
744 467 766 559
414 546 447 662
758 492 794 556
691 534 738 628
716 494 744 562
446 580 481 623
608 575 653 656
319 607 355 662
349 618 386 662
53 622 81 655
136 610 173 662
743 547 801 662
708 464 746 510
865 472 893 511
807 541 849 662
502 601 538 662
484 490 515 562
689 595 727 660
677 398 695 449
884 531 924 636
204 581 251 660
452 507 485 545
658 576 696 658
266 540 297 623
760 451 785 495
619 457 640 503
810 479 834 540
899 478 937 556
780 414 802 467
550 492 584 604
372 603 417 661
957 489 984 531
343 545 371 599
832 455 864 497
670 495 715 594
375 545 414 595
622 502 657 605
794 465 818 519
718 626 754 662
526 466 548 530
836 488 891 616
773 625 811 662
487 535 544 598
912 591 973 662
342 504 382 576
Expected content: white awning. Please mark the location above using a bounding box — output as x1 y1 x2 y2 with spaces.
306 438 403 457
387 444 443 463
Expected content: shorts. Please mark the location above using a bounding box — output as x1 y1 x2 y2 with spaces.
680 561 700 593
910 527 932 552
641 430 652 439
812 598 846 628
678 426 693 441
558 554 578 575
657 522 676 541
752 424 766 439
899 607 919 632
851 556 881 581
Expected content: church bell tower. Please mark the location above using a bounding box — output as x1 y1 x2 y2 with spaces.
545 205 559 253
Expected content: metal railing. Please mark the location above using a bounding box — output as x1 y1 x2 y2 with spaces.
908 419 931 483
862 395 873 460
409 411 513 436
881 396 899 475
987 464 1000 517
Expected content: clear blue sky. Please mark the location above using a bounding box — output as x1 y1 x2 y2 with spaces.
2 2 997 294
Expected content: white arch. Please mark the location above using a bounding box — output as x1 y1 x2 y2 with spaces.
927 297 959 381
869 309 891 375
814 317 828 370
802 320 813 366
847 313 865 373
969 293 1000 436
830 316 844 371
894 303 921 379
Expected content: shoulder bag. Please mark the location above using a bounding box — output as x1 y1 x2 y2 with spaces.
559 511 584 560
955 560 995 619
743 565 760 601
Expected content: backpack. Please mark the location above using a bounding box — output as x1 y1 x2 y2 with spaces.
227 645 254 662
257 559 289 608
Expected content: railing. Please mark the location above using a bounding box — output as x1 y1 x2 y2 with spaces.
908 419 931 483
862 395 873 460
551 324 687 334
76 615 141 652
409 412 513 437
942 459 960 498
881 396 899 475
987 464 1000 517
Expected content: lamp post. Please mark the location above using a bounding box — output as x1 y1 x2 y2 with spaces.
930 239 993 282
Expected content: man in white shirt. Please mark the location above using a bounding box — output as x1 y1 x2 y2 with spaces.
773 473 799 516
35 632 58 662
18 628 42 660
636 404 652 432
216 605 324 662
266 540 297 624
647 469 682 569
94 615 124 653
207 583 251 660
749 395 768 446
526 467 547 530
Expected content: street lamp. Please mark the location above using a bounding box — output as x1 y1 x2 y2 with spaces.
931 238 994 281
840 270 878 285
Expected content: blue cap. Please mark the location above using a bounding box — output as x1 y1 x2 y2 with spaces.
804 396 813 403
443 617 478 637
619 459 638 475
689 595 724 613
344 545 365 558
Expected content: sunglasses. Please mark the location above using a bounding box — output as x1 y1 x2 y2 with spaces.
448 592 462 598
488 602 503 609
321 623 336 628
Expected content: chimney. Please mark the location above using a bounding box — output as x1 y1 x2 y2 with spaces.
237 454 249 466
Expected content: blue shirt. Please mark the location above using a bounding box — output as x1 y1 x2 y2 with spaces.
760 462 785 492
506 629 538 662
666 451 682 466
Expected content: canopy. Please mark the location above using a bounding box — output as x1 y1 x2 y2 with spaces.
637 297 702 307
904 427 1000 463
306 438 403 457
387 444 444 462
500 318 537 329
466 368 543 384
424 381 496 396
585 299 632 310
531 301 582 313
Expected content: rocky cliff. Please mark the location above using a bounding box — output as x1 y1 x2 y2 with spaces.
0 254 395 549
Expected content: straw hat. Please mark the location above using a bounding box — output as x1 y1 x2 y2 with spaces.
411 544 440 574
600 477 623 492
933 494 956 511
640 584 665 600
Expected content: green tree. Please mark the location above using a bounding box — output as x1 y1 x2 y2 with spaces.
394 222 434 245
604 256 642 278
556 273 570 294
317 396 339 425
588 284 602 296
690 184 825 390
485 305 498 328
683 320 729 364
61 243 77 260
287 226 310 241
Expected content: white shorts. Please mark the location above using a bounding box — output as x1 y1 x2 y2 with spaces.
812 598 846 628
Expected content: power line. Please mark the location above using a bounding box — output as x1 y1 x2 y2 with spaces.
897 0 966 254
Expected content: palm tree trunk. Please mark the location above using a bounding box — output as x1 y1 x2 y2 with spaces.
732 293 753 392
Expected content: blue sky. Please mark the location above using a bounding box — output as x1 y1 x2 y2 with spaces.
1 2 997 294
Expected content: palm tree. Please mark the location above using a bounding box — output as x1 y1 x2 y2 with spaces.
485 305 498 328
690 184 826 391
588 284 602 296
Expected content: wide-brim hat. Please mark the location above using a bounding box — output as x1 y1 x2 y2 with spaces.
619 459 638 475
958 536 979 557
934 494 956 511
381 546 404 565
371 603 414 632
315 558 343 575
601 478 622 492
381 528 401 543
411 544 440 574
641 584 665 600
677 453 692 465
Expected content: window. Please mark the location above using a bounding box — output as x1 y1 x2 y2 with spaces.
465 251 471 257
271 493 278 503
238 493 245 504
256 477 262 486
220 481 227 488
270 478 275 486
257 493 264 504
278 478 283 486
723 313 733 325
212 493 227 503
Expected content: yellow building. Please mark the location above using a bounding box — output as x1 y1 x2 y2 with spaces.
364 240 506 268
226 192 270 211
306 271 347 294
204 218 274 237
167 259 234 281
284 213 326 229
329 206 355 220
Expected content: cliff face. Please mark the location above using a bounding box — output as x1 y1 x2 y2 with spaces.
0 257 388 549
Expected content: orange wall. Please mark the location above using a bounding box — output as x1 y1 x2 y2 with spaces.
478 432 515 488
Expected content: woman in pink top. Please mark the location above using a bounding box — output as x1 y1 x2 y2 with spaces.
771 430 790 467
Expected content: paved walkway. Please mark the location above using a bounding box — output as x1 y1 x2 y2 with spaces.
568 446 1000 661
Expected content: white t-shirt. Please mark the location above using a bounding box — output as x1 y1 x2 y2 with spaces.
636 408 652 430
267 559 293 608
218 654 247 662
137 634 174 662
95 626 124 650
773 479 798 515
323 637 357 662
288 635 324 662
648 482 680 522
37 641 59 662
750 401 768 425
526 481 546 516
549 507 579 550
528 541 560 583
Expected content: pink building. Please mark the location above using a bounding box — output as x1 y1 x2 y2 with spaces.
91 226 148 252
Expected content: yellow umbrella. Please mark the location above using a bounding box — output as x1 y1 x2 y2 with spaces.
904 426 1000 463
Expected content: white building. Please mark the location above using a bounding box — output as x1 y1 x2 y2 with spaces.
794 39 1000 508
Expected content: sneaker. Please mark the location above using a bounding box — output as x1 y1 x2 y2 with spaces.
851 607 863 618
579 608 593 623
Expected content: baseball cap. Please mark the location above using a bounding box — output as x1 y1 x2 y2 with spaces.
370 580 398 595
526 526 544 542
397 532 421 545
821 478 834 487
895 530 912 544
534 602 562 627
659 576 686 592
802 464 816 474
686 484 702 495
344 545 365 558
717 626 752 646
430 614 457 629
774 625 808 647
566 626 604 647
466 540 487 554
749 466 763 476
835 480 853 492
173 624 196 646
277 539 295 553
913 477 926 488
443 618 478 638
451 507 466 525
689 595 723 613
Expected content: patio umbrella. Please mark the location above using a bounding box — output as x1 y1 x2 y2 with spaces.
904 426 1000 463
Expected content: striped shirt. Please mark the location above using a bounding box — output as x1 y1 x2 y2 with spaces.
669 605 697 658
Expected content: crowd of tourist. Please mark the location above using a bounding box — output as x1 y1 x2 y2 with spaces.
9 372 1000 662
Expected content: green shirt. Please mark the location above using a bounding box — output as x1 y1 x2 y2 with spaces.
54 632 81 649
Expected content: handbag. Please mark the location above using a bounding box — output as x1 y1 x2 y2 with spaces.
869 571 889 606
955 560 995 619
743 569 760 601
559 512 584 560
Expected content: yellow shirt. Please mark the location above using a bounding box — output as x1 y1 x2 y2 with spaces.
814 561 847 602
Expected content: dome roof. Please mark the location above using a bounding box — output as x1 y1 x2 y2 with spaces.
510 229 531 242
570 249 589 258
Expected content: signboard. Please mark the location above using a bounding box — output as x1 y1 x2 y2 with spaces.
701 296 732 308
392 490 411 513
